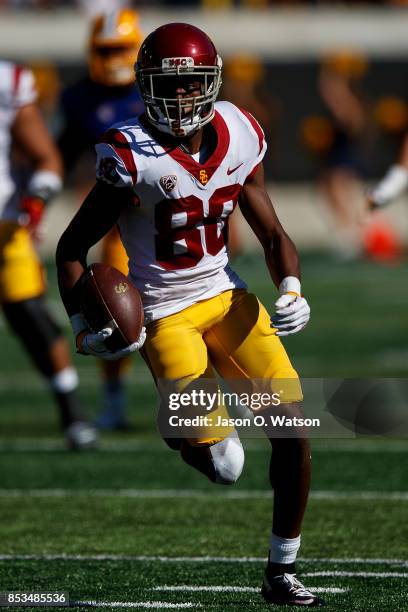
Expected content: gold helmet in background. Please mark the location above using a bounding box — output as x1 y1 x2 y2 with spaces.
89 9 144 87
224 53 264 84
321 49 368 80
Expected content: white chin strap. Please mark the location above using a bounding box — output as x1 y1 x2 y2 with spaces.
162 122 199 137
153 108 202 137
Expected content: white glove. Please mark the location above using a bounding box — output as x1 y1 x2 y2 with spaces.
81 326 146 361
368 164 408 209
70 313 146 360
272 294 310 336
271 277 310 337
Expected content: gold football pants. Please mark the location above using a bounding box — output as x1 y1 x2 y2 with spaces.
143 289 303 445
101 225 129 275
0 222 45 303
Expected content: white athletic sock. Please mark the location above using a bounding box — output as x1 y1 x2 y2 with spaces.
269 533 301 565
49 367 79 394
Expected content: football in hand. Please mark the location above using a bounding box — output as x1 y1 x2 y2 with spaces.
78 263 144 352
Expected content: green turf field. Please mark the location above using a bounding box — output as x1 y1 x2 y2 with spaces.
0 253 407 610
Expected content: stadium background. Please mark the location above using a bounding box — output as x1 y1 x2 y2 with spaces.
0 2 408 611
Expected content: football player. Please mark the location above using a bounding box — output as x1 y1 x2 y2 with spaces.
56 24 322 605
0 60 96 449
58 9 145 430
315 51 368 259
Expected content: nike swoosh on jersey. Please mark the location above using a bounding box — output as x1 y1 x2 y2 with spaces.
227 162 244 175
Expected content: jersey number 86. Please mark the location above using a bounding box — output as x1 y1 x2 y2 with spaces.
154 184 240 270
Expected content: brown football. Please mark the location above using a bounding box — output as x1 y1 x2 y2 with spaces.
78 263 144 352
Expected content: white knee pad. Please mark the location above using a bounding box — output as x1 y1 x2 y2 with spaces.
209 431 245 485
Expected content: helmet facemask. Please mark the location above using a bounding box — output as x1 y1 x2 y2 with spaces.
136 56 222 137
90 45 139 86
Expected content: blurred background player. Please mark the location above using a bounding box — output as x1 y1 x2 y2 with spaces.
358 95 408 259
222 53 278 150
0 60 96 449
301 50 369 259
58 8 145 430
368 130 408 210
221 52 280 256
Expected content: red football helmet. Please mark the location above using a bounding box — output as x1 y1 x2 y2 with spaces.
136 23 222 137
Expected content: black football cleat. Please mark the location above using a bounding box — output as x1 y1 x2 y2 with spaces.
262 572 325 607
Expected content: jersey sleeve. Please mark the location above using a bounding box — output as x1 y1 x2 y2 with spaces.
13 66 37 108
237 107 267 181
95 128 137 189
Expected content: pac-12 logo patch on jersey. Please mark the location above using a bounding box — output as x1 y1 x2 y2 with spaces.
97 157 120 184
160 175 177 193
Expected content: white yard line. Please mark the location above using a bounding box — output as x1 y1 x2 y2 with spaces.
0 554 407 567
0 488 408 501
0 369 154 391
300 557 408 566
0 554 266 562
0 439 407 452
0 440 155 452
304 571 408 578
152 585 347 594
0 489 217 499
71 602 198 609
310 491 408 501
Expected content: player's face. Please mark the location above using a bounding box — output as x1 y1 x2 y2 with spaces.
152 75 206 122
153 76 202 97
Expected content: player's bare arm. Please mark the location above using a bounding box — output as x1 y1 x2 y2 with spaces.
319 69 365 136
12 103 63 232
56 180 132 310
239 163 310 337
12 103 62 175
56 181 146 359
239 163 300 286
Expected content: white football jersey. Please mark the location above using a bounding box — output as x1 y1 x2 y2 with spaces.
95 101 267 322
0 61 37 221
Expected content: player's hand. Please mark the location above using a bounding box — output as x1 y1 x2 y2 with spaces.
272 293 311 336
19 195 46 233
70 313 146 360
78 326 146 361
